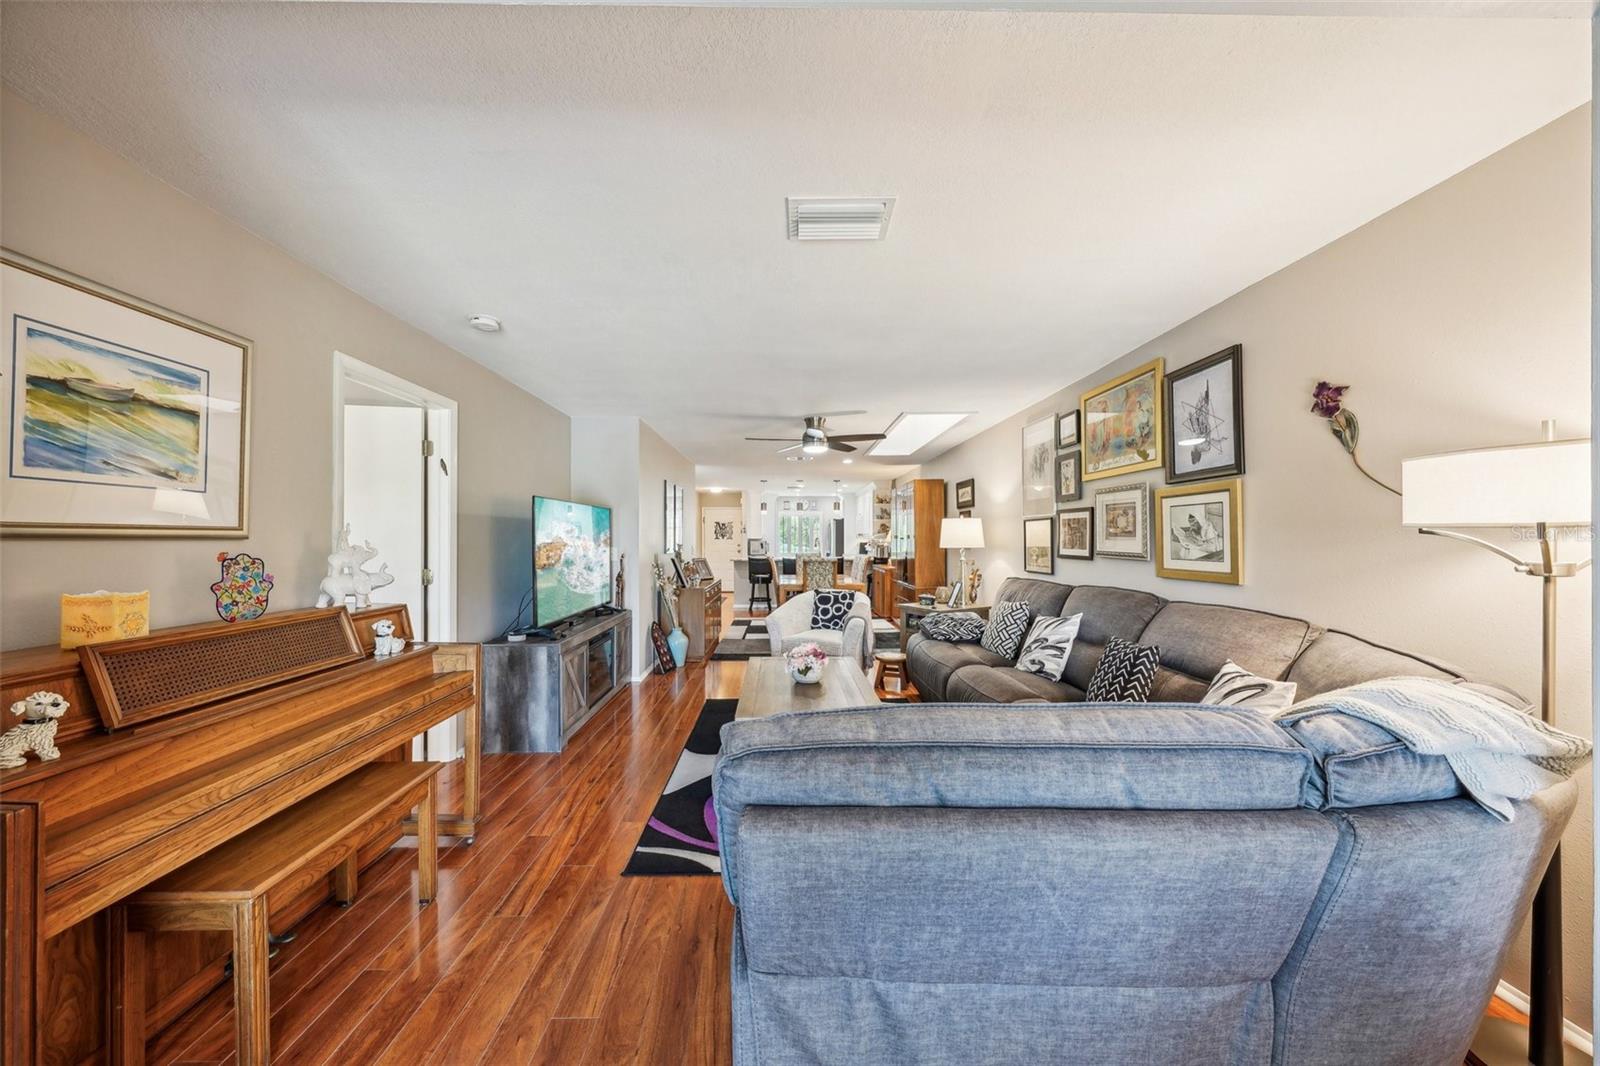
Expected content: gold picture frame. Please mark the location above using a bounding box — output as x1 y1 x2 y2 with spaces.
1080 357 1163 481
2 250 252 537
1154 478 1243 584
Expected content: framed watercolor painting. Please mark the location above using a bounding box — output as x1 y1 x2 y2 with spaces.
1056 507 1093 560
1164 344 1244 484
1155 478 1243 584
1022 515 1054 575
1021 414 1055 516
1080 358 1163 481
2 252 251 536
1093 481 1150 560
1056 409 1079 449
1055 450 1081 504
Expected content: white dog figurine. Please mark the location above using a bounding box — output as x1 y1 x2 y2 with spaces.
372 619 407 658
0 691 68 769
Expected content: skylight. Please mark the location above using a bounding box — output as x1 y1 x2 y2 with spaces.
868 412 970 457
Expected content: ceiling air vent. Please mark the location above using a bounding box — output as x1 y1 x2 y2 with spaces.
786 197 895 241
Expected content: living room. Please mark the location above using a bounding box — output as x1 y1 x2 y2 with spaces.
0 3 1595 1066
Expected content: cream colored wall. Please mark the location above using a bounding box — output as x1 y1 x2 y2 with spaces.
923 105 1594 1030
0 89 572 647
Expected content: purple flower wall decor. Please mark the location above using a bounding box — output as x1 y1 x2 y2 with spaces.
1308 382 1399 496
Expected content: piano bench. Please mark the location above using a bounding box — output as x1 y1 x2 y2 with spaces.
108 760 444 1066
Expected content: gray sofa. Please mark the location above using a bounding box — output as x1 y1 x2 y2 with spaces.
712 577 1575 1065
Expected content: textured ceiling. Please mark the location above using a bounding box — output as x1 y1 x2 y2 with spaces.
1 3 1589 482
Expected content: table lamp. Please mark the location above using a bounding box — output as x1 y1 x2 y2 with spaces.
1401 421 1591 1066
940 517 985 608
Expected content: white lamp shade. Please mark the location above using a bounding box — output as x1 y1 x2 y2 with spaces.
1401 438 1590 527
940 516 985 549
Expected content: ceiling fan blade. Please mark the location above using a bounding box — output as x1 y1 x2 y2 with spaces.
826 433 886 442
745 437 803 442
778 443 805 453
827 441 857 453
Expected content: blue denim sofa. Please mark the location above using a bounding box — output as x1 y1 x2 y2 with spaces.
712 578 1575 1065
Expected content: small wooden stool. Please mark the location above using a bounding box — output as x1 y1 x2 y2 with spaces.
874 651 909 692
110 760 442 1066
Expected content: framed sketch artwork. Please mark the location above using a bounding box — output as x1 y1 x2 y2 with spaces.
1093 482 1150 560
1164 344 1244 483
954 478 976 510
1155 478 1243 584
1056 507 1093 560
1055 450 1081 504
1081 358 1163 482
1056 410 1079 449
1021 415 1055 516
2 252 252 536
1022 515 1054 575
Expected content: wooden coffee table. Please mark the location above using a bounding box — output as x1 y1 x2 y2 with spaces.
735 657 881 719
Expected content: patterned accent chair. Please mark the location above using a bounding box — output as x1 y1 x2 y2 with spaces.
798 556 835 591
766 590 872 669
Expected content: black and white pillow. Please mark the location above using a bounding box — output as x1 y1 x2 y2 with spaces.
1086 636 1161 702
809 589 854 632
918 611 987 643
1014 614 1083 681
980 600 1033 660
1203 660 1298 714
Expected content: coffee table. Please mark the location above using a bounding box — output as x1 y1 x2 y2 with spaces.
735 657 881 719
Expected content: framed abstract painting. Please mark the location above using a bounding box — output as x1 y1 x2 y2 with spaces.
1080 358 1163 482
1164 344 1244 484
2 252 251 536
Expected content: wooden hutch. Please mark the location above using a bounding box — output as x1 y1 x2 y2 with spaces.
880 478 947 615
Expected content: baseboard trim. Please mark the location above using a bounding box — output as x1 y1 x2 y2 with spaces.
1494 980 1593 1055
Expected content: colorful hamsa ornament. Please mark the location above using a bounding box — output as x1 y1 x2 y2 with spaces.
212 552 275 623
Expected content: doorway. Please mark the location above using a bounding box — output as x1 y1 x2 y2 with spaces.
333 353 458 756
700 497 744 591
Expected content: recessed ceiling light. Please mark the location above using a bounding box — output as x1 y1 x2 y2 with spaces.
842 458 853 464
467 314 501 333
869 412 971 457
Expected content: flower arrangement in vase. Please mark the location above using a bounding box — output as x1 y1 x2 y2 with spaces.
785 642 828 685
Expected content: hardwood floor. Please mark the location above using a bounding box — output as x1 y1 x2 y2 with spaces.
145 658 746 1066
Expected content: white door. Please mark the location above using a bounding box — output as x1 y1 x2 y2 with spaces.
701 507 743 590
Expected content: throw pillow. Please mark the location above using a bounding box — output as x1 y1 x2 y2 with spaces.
1086 636 1161 703
1203 660 1298 714
1014 614 1083 682
980 600 1033 660
917 611 987 643
809 589 854 632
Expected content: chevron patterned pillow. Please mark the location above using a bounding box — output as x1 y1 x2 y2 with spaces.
1014 613 1083 682
1086 636 1161 702
979 600 1033 660
1203 660 1298 713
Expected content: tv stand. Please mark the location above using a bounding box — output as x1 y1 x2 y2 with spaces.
483 610 632 753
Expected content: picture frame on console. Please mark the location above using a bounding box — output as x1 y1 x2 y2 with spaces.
1021 415 1055 516
1164 344 1244 484
1154 478 1243 584
1056 507 1093 559
1022 515 1054 574
1093 481 1150 560
1081 357 1163 482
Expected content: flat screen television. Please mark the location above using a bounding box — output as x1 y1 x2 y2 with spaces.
532 496 613 629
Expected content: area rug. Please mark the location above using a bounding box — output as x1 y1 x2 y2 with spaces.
622 698 735 876
710 618 900 661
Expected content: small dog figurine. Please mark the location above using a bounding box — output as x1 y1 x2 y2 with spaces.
0 691 68 769
372 619 407 658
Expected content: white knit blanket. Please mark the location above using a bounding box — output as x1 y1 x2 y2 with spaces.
1277 677 1592 821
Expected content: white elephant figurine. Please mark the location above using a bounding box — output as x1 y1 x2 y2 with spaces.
0 691 68 769
316 525 397 609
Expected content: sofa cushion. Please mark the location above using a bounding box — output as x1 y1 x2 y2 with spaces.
1277 705 1463 809
1015 614 1083 681
947 665 1084 703
992 576 1074 619
1059 586 1166 691
1286 630 1464 699
1141 602 1319 703
981 600 1034 659
905 635 1011 701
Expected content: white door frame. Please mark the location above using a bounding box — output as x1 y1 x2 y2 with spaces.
331 351 459 644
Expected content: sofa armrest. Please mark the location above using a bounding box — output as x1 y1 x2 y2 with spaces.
766 593 809 656
712 704 1314 902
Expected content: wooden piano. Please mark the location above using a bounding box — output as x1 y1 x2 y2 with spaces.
0 604 481 1066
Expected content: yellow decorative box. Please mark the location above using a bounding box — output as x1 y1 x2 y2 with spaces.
59 590 151 649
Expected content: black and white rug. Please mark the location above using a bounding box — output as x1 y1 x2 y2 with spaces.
710 617 900 661
623 698 734 876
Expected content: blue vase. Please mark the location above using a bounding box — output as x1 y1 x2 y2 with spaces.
667 626 689 666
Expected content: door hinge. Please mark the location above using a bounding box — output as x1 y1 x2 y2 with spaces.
422 439 435 457
422 568 435 586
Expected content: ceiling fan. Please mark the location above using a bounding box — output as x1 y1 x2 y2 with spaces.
746 415 885 455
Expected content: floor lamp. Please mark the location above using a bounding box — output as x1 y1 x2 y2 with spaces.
1401 424 1591 1066
941 517 985 608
